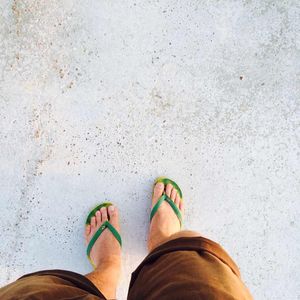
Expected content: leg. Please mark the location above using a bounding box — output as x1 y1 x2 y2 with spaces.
0 205 121 300
128 181 253 300
150 229 202 250
85 205 121 299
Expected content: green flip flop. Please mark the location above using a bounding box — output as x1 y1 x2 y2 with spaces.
150 177 183 227
86 202 122 269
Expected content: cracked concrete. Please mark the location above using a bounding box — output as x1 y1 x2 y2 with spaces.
0 0 299 299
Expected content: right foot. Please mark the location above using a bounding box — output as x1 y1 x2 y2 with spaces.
148 182 184 252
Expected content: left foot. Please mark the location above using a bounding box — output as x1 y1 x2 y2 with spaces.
85 205 121 299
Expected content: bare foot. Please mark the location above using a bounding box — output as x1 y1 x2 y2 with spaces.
148 182 184 252
85 205 121 299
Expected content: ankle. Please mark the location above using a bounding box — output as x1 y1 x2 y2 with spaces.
86 268 119 299
169 230 201 240
148 230 202 252
94 254 121 268
148 232 169 252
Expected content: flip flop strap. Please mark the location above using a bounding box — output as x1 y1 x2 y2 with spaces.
150 194 182 227
87 221 122 261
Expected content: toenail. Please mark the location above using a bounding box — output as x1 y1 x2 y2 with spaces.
109 205 115 212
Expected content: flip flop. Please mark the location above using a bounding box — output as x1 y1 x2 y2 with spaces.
150 177 183 227
86 202 122 269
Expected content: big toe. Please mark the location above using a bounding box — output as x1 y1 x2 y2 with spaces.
152 182 164 206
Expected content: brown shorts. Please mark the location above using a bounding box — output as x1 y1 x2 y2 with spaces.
0 269 105 299
0 237 252 300
128 237 253 300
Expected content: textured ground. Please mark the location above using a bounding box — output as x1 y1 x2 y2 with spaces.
0 1 299 299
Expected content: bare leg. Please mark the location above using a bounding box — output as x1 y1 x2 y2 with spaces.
84 206 121 299
153 230 201 249
137 182 253 300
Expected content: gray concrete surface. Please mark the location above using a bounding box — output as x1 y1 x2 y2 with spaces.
0 0 299 299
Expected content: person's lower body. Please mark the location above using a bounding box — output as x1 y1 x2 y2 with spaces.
127 232 252 300
0 180 252 299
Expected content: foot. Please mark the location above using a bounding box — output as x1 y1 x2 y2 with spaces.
148 182 184 252
85 205 121 299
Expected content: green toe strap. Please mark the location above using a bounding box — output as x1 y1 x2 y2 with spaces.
86 203 122 269
87 221 122 268
87 220 122 263
150 194 183 227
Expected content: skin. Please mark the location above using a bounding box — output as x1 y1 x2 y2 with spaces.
84 182 199 299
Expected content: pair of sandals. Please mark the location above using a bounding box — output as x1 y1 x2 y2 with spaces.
86 177 183 268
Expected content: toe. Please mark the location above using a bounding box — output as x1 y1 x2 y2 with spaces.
85 224 91 236
108 205 120 231
96 210 101 225
152 182 164 204
91 216 96 232
85 224 91 244
101 207 108 222
170 188 177 201
165 183 172 197
175 194 181 207
179 200 184 211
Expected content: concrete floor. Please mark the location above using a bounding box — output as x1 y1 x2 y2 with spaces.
0 0 299 299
